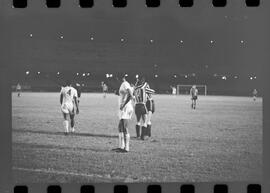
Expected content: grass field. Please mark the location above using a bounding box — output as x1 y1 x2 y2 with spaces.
12 93 262 183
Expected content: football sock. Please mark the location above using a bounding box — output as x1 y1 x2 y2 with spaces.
118 132 125 149
118 133 122 148
141 126 146 140
136 124 140 137
125 133 130 151
63 120 69 133
147 124 151 137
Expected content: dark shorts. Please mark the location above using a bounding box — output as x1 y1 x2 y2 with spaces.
192 96 198 100
118 119 128 133
135 103 147 121
146 100 155 113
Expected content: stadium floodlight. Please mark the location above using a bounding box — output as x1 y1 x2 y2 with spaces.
90 36 94 41
180 40 184 43
174 75 177 78
109 74 113 77
210 40 214 44
234 75 238 79
82 73 86 77
87 73 90 76
29 34 33 37
254 76 257 79
154 74 158 78
222 76 227 80
121 38 124 42
135 74 139 79
185 75 188 78
240 40 244 44
76 73 79 76
250 77 253 80
25 71 30 75
37 71 40 74
57 72 60 75
60 35 64 39
106 74 110 78
150 39 154 43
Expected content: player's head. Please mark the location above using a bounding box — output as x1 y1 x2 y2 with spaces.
192 85 196 89
120 73 130 82
139 74 147 85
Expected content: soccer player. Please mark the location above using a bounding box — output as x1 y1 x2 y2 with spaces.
116 74 134 152
60 81 79 134
170 86 177 95
134 77 155 140
190 85 198 109
146 92 155 138
252 89 258 101
16 83 22 97
101 81 108 98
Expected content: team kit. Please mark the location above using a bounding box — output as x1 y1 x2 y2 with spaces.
60 74 198 153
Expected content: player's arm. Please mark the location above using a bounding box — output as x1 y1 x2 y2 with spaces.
74 96 79 114
60 93 63 105
120 88 133 110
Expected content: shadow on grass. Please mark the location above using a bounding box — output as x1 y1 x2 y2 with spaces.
12 128 139 139
13 142 112 153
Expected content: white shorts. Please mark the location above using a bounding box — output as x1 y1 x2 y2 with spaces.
118 103 133 120
61 102 74 114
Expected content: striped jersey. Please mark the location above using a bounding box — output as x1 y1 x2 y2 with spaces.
134 82 155 104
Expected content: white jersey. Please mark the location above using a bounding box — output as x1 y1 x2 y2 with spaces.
172 87 176 95
60 86 78 114
60 86 78 104
118 81 133 120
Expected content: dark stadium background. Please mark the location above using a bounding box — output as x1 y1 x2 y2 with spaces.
6 1 265 96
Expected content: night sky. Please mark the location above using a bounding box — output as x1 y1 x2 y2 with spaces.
3 1 268 82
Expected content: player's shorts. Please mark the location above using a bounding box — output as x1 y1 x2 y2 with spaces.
118 119 128 132
118 102 133 120
146 99 155 114
192 96 198 100
135 103 147 120
61 102 75 114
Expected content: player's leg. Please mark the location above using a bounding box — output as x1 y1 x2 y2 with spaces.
122 120 130 152
62 113 69 134
70 113 75 133
118 119 125 149
135 104 141 138
147 111 152 137
194 98 197 109
141 105 148 140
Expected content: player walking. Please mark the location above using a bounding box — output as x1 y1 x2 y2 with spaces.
101 81 108 98
16 83 22 97
252 89 258 101
116 75 134 152
134 77 155 140
190 85 198 109
60 82 79 134
170 86 177 95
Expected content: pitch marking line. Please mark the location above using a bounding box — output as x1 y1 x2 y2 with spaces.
12 167 114 179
